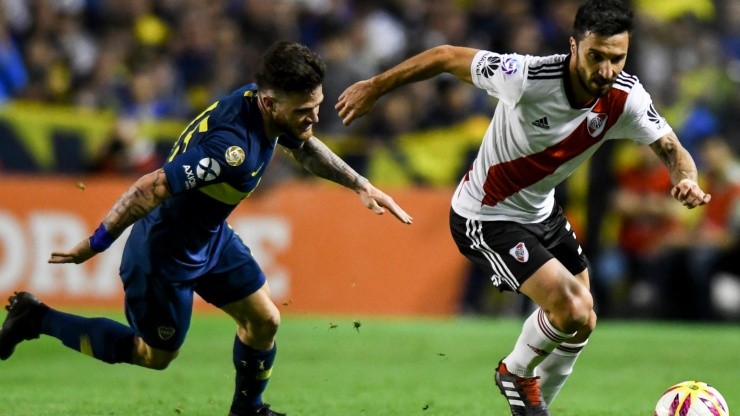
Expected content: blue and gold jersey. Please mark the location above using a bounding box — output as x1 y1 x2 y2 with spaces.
125 84 302 280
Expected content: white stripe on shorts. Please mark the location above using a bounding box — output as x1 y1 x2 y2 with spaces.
465 218 520 290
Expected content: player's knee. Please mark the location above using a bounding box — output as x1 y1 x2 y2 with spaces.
240 309 280 341
133 339 179 370
554 289 593 333
586 309 597 333
143 352 177 370
255 312 280 339
144 354 176 371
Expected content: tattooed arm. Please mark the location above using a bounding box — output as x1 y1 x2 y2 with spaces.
287 136 413 224
288 136 369 192
649 132 711 209
100 169 171 235
49 169 172 264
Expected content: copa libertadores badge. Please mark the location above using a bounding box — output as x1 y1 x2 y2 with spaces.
225 146 245 166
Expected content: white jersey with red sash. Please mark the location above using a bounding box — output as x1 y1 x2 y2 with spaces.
452 51 673 223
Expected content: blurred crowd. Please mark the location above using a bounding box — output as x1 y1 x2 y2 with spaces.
0 0 738 320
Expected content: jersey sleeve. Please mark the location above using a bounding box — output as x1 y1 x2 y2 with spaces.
470 50 527 105
164 130 250 195
619 81 673 145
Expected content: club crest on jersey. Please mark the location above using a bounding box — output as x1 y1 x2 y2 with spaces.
225 146 245 166
509 242 529 263
196 158 221 181
586 112 608 137
157 326 175 341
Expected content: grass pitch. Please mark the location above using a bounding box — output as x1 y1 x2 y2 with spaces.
0 312 737 415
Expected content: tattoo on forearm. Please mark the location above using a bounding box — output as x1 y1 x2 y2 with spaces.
294 137 368 191
103 169 169 236
651 135 698 184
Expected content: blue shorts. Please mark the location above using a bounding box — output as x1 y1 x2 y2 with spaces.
119 230 266 351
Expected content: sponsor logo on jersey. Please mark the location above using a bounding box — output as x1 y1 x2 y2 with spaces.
586 112 608 137
502 56 521 75
157 326 175 340
225 146 245 166
509 242 529 263
183 164 196 189
196 158 221 181
477 54 501 77
647 103 667 129
532 116 550 129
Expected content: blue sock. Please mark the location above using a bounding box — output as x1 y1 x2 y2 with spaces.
41 308 135 364
230 337 276 414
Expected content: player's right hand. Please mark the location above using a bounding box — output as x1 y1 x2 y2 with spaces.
336 79 378 126
49 238 98 264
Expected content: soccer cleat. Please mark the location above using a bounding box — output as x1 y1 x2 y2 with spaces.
229 404 286 416
0 291 49 360
495 361 550 416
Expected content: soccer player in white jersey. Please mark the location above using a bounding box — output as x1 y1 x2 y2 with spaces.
336 0 710 415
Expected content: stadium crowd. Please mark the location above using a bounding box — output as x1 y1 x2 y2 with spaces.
0 0 738 320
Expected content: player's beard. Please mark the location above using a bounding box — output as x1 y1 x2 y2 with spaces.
274 115 314 141
575 55 615 97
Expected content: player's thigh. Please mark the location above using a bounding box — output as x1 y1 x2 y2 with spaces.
220 283 280 330
194 237 277 326
519 258 591 313
120 263 194 352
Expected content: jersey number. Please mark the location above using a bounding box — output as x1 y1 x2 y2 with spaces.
167 101 219 162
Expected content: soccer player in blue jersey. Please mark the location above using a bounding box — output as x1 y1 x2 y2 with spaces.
0 41 412 416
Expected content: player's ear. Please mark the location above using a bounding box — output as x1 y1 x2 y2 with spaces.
260 93 274 111
569 37 577 55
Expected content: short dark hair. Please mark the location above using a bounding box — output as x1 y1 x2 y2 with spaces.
572 0 634 41
255 41 326 94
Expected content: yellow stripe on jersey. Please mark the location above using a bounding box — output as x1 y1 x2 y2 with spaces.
198 116 209 132
199 182 250 205
79 335 94 357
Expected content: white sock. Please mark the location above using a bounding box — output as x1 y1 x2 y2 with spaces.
503 308 575 378
539 340 588 405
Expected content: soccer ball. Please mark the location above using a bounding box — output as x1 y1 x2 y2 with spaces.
654 381 729 416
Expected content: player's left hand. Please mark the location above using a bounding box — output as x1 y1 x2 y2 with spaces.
48 238 98 264
357 183 413 224
671 178 711 209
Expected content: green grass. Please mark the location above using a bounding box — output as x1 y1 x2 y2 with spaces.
1 312 737 415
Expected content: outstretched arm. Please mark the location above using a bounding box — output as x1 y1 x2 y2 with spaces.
288 136 413 224
49 168 172 264
336 45 478 126
649 132 711 209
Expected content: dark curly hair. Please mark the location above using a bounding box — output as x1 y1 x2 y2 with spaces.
572 0 634 41
255 41 326 94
